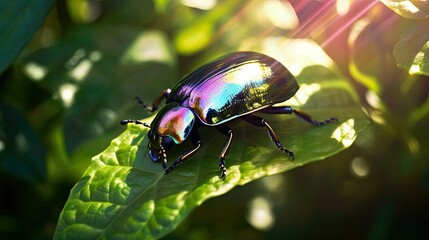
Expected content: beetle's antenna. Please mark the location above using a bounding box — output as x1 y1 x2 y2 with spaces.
120 119 151 128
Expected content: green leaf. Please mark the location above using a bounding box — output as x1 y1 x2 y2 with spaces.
380 0 429 19
0 101 46 181
20 25 177 158
0 0 53 73
347 17 383 93
174 1 241 55
54 61 368 239
393 23 429 76
102 0 155 24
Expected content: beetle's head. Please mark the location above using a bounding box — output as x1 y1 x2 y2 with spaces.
148 103 196 167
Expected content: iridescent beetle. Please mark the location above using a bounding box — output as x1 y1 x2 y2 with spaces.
121 51 337 179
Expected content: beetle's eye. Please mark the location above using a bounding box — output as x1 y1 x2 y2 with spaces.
161 136 173 150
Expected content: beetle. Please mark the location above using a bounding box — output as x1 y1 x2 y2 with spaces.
121 51 337 180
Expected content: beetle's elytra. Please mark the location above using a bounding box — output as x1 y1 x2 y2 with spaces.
121 51 337 180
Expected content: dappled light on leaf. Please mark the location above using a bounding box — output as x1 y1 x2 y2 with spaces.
331 118 356 148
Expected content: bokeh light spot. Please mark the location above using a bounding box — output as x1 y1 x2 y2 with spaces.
285 83 321 106
23 62 48 81
407 137 420 154
68 59 92 82
0 139 4 152
336 0 351 16
66 49 86 69
59 83 78 108
89 50 102 62
261 174 286 192
365 90 383 111
246 196 275 231
121 32 174 66
16 133 29 152
181 0 217 10
350 157 370 178
263 0 298 30
262 38 334 75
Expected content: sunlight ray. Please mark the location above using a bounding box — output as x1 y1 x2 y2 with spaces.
321 0 379 48
291 1 333 38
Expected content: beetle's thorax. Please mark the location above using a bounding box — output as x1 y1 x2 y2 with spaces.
151 103 195 144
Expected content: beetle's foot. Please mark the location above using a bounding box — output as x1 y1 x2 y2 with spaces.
275 142 294 160
285 149 295 160
292 110 338 126
219 158 227 180
312 116 338 126
164 165 174 174
165 159 181 174
280 147 294 160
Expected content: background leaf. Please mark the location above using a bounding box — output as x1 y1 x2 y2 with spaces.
393 22 429 76
0 102 46 181
20 25 177 160
173 1 241 55
0 0 53 73
380 0 429 19
54 51 368 239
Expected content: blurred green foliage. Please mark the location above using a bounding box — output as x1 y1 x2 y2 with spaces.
1 0 429 239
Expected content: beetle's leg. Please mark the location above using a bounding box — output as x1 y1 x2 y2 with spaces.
165 129 202 175
216 125 234 180
134 88 171 113
261 106 338 126
241 114 294 159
